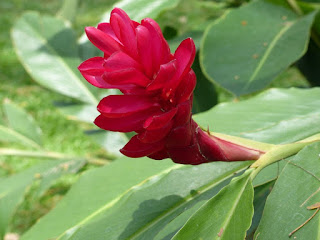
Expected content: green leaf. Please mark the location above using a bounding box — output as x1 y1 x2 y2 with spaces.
172 171 254 240
11 12 98 105
3 100 42 146
252 159 288 187
201 0 317 96
194 88 320 144
21 158 251 240
0 101 42 148
57 0 78 23
255 142 320 239
0 159 83 239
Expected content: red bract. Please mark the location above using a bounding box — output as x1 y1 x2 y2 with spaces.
79 8 263 164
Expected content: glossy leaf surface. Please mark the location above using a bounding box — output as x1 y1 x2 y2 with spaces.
172 171 254 240
21 158 250 240
201 0 316 96
255 142 320 239
195 88 320 144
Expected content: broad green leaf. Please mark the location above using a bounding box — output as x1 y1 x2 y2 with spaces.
11 12 98 105
0 159 83 239
194 88 320 144
172 171 254 240
255 142 320 239
0 101 42 149
3 100 42 146
21 158 251 240
57 0 78 23
201 0 317 96
192 53 218 114
21 158 176 240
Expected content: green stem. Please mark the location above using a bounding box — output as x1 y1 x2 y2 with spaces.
250 133 320 179
0 148 109 166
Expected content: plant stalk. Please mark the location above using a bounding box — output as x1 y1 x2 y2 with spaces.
0 148 109 166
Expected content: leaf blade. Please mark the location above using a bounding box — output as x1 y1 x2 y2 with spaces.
172 171 254 240
201 0 317 96
11 12 98 104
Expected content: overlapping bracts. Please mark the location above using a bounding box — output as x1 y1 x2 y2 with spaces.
79 8 262 164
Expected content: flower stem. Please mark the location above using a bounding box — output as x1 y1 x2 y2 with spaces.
250 133 320 179
0 148 110 166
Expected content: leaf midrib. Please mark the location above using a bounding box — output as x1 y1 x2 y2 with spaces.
128 164 250 239
219 175 251 239
246 21 294 86
0 125 41 149
56 164 183 239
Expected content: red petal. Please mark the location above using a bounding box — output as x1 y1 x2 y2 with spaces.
174 100 192 127
148 149 169 160
167 144 207 165
85 27 122 56
97 95 160 118
97 22 120 43
175 70 196 103
166 122 193 148
164 38 196 93
102 68 150 86
120 135 165 158
110 10 138 58
141 18 164 73
142 18 171 64
80 72 139 92
78 57 105 76
104 51 141 71
174 38 196 78
143 108 177 130
94 109 159 132
136 25 153 78
138 120 173 143
147 60 176 91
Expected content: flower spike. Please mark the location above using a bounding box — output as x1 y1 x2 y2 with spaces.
79 8 264 165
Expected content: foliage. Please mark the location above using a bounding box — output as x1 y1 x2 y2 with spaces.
1 0 320 239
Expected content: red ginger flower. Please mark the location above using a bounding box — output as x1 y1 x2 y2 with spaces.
79 8 263 164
